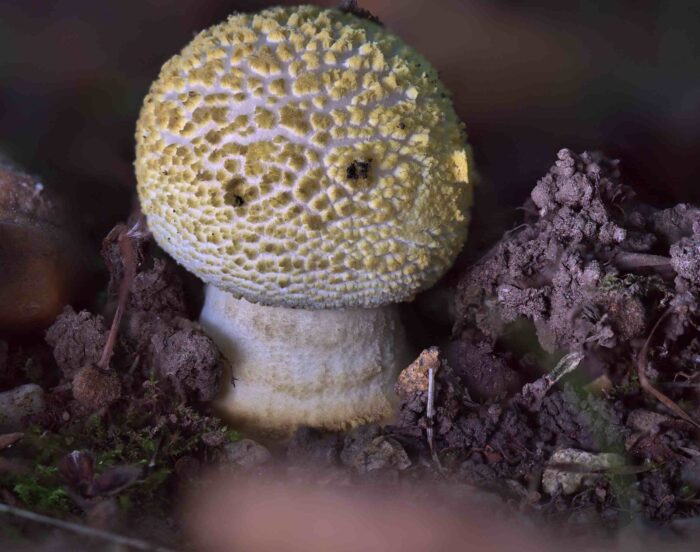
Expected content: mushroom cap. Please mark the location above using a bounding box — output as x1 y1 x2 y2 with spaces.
136 5 472 309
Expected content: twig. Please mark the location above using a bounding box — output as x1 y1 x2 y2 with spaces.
0 502 176 551
97 224 139 371
425 367 444 470
637 308 700 430
612 252 672 270
426 367 435 454
678 447 700 457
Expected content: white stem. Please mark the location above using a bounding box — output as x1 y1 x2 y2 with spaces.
200 284 413 435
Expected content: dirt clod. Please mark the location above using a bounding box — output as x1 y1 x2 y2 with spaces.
222 439 272 469
0 383 45 431
46 307 108 379
129 258 187 315
351 436 411 474
147 319 222 402
71 364 121 411
444 149 700 527
447 335 521 401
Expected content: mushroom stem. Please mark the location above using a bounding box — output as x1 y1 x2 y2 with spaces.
199 284 413 435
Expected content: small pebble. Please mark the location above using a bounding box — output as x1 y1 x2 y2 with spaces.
542 448 624 496
222 439 272 469
0 383 45 431
353 436 411 474
626 409 670 433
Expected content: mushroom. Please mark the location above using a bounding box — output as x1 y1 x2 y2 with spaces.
135 6 471 434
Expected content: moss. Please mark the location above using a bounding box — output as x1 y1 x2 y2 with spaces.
0 463 75 516
2 388 240 519
13 479 71 513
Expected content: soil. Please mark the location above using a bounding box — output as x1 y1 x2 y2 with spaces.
1 149 699 549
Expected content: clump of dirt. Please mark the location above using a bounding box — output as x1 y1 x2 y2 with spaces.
441 149 700 528
45 307 108 380
454 149 696 364
71 364 122 410
237 150 700 539
0 216 232 548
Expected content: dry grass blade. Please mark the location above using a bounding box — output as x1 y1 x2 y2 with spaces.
612 252 672 270
547 462 653 476
637 308 700 431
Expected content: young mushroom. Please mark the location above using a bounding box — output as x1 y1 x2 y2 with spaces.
135 5 472 434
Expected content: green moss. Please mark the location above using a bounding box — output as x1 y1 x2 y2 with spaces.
12 481 71 513
0 464 74 516
599 273 670 305
3 392 241 520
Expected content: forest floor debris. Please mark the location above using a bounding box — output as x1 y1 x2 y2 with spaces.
1 150 700 548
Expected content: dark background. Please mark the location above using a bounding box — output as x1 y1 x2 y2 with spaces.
1 0 699 241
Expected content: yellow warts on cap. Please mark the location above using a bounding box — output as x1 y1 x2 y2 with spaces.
135 5 472 309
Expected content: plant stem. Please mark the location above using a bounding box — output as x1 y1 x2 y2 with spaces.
98 226 138 371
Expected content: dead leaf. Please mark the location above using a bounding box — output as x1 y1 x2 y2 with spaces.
59 450 95 494
0 432 23 450
89 464 143 497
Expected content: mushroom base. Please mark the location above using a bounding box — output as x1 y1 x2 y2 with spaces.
200 285 412 436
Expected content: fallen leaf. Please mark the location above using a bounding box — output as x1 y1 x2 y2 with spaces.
89 464 143 497
59 450 95 494
0 432 23 450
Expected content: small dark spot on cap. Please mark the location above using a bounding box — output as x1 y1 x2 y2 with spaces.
224 177 247 207
346 159 372 180
398 122 406 129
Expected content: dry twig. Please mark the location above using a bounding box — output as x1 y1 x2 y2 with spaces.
426 367 435 454
97 221 141 371
637 308 700 431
